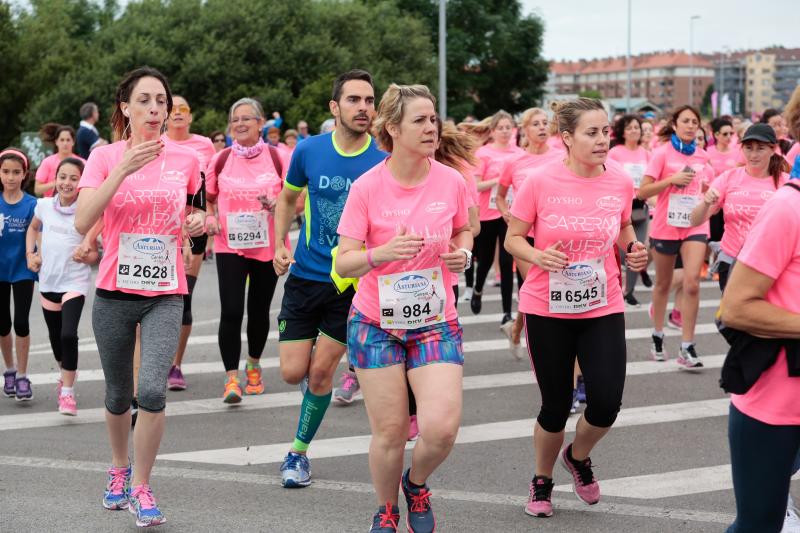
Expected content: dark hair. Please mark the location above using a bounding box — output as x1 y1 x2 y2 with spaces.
553 97 606 152
760 108 781 124
710 117 733 135
331 69 373 103
79 102 97 120
0 147 30 191
658 105 702 142
742 139 790 188
696 127 707 148
210 130 225 142
111 66 173 142
56 156 85 176
39 123 76 146
611 114 642 148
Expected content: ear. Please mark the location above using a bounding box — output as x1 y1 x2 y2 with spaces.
561 130 572 149
386 121 400 139
329 100 339 119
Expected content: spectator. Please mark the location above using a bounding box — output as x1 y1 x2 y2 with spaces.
209 130 226 153
261 111 283 141
319 118 335 134
283 129 298 152
296 120 310 142
75 102 107 159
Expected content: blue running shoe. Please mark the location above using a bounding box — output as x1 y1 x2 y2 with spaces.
401 469 435 533
576 375 586 403
128 484 166 527
102 465 131 510
371 502 400 532
3 369 15 397
280 452 311 488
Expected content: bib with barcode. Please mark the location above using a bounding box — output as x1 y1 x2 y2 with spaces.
488 184 512 210
667 193 699 228
623 163 646 189
226 211 269 249
378 267 447 329
548 257 607 314
117 233 178 291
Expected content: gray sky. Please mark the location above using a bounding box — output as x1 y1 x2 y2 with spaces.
522 0 800 61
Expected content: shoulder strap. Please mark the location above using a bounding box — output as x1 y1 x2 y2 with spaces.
785 182 800 193
214 147 231 178
214 145 283 178
268 144 283 178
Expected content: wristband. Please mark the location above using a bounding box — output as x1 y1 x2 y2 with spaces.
366 248 377 268
627 241 641 254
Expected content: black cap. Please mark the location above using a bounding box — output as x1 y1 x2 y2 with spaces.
741 123 777 144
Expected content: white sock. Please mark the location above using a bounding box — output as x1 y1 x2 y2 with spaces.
681 341 693 350
652 330 664 338
60 386 73 397
5 367 16 374
16 373 26 379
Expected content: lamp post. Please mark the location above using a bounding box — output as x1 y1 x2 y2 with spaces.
439 0 447 119
626 0 632 112
689 15 700 107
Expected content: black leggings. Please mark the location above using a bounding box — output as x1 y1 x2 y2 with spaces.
0 280 34 337
216 253 279 372
182 275 198 326
524 313 626 433
41 293 85 372
718 260 732 293
474 217 513 314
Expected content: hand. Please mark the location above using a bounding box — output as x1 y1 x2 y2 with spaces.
205 215 221 236
119 139 163 178
257 194 277 213
440 242 467 273
184 212 206 237
703 186 720 206
625 241 648 272
670 170 695 188
533 241 568 273
501 210 511 224
72 242 91 264
373 225 424 263
273 243 294 276
272 111 281 119
26 253 41 272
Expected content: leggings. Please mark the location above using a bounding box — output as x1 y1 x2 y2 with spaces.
93 293 183 414
718 260 733 292
473 217 513 314
464 262 474 289
41 292 85 372
623 216 649 295
0 280 34 337
727 403 800 533
524 312 627 433
182 275 198 326
216 253 279 372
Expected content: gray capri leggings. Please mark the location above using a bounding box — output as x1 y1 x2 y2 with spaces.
93 294 183 414
623 215 649 294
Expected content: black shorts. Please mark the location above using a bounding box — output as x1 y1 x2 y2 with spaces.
277 274 355 345
189 233 208 255
650 234 707 256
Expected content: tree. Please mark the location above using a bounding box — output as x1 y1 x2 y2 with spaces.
579 90 603 100
700 83 715 118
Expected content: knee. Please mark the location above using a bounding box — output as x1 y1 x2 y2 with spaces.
419 416 459 449
537 402 572 433
307 366 334 392
583 396 622 428
653 274 672 292
220 305 243 325
61 331 78 346
281 364 306 386
683 275 701 296
105 382 134 415
136 381 167 413
373 418 409 450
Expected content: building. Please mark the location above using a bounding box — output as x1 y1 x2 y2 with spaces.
711 50 747 116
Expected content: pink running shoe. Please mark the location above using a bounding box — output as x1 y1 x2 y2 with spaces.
525 475 554 518
333 371 360 404
167 365 187 391
667 309 683 329
58 393 77 416
408 415 419 441
560 444 600 505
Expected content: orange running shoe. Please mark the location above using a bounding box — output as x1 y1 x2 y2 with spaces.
223 375 242 404
244 362 265 395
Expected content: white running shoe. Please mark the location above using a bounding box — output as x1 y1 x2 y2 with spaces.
783 507 800 533
461 287 474 303
499 320 524 360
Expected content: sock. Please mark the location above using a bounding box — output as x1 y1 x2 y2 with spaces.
405 469 426 489
292 388 332 452
681 341 693 350
60 386 73 397
4 367 15 374
16 373 26 379
246 360 260 369
652 330 664 338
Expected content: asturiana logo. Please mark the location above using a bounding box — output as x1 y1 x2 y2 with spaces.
562 264 594 281
235 213 259 226
426 202 447 214
134 237 166 255
596 195 622 211
393 274 430 294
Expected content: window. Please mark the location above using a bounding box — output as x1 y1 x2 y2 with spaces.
763 68 771 74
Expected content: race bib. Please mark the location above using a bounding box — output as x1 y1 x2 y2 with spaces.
378 267 447 329
117 233 178 291
226 211 269 249
488 184 499 210
623 163 646 189
667 193 699 228
548 257 607 314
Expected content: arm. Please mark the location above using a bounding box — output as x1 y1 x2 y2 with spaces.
335 229 424 279
25 217 43 272
34 181 56 197
495 184 511 223
475 177 498 192
273 185 303 276
689 186 721 227
637 169 695 200
504 215 567 272
468 206 480 237
73 219 103 265
616 221 648 271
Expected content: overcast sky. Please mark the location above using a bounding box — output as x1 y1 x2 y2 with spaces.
522 0 800 61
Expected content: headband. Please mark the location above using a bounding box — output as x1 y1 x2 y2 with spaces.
0 149 29 170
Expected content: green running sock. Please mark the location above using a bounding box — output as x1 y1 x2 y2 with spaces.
293 388 332 451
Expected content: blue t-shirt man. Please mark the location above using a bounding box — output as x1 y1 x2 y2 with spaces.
0 193 38 282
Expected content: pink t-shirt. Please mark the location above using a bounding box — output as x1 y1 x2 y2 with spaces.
510 160 633 319
607 145 650 192
475 144 524 221
206 147 289 262
546 135 564 152
78 141 201 296
35 153 86 197
786 142 800 169
732 185 800 425
337 158 470 324
645 143 712 240
710 167 788 258
500 148 565 193
162 134 216 172
706 145 739 176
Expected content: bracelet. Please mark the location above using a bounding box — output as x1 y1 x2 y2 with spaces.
627 241 641 254
366 248 377 268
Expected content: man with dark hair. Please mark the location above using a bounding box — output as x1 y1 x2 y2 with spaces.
272 69 385 488
76 102 107 158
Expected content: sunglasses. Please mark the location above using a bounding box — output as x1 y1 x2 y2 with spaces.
719 132 733 136
171 104 191 115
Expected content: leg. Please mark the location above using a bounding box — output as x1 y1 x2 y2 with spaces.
464 260 474 289
216 253 248 375
678 241 706 342
40 294 64 366
59 294 85 387
496 221 514 315
0 282 12 369
650 249 677 332
245 258 279 362
473 218 500 294
718 261 731 293
173 271 199 368
11 280 34 374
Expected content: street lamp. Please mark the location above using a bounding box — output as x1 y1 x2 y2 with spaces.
689 15 700 107
439 0 447 119
626 0 632 111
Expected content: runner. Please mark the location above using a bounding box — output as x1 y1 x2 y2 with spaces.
785 87 800 169
706 118 738 176
504 97 648 519
334 83 472 533
689 124 789 291
25 157 99 415
638 105 713 369
608 114 651 307
162 95 215 391
272 70 385 487
35 124 84 197
75 66 205 527
471 111 523 325
205 97 287 404
0 148 37 401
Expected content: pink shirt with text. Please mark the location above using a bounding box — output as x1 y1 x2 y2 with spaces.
500 148 565 194
78 141 200 296
607 145 650 192
706 145 739 177
645 143 712 240
510 160 633 318
337 158 470 324
475 144 524 221
35 153 85 197
732 185 800 425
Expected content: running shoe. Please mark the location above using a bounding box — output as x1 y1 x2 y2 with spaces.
570 389 579 414
560 444 600 505
576 375 586 403
677 344 704 370
470 290 482 315
102 464 131 510
640 271 653 288
370 502 400 533
401 468 435 533
408 415 419 441
525 475 554 518
650 334 667 362
784 506 800 533
14 376 32 401
499 319 522 360
280 451 311 488
223 375 242 404
244 362 264 395
167 366 186 391
58 392 77 416
460 287 473 303
128 484 166 527
3 369 15 397
667 309 683 329
131 397 138 426
333 371 360 404
624 292 640 307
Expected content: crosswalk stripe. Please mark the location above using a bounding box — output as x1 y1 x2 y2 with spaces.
0 355 727 432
